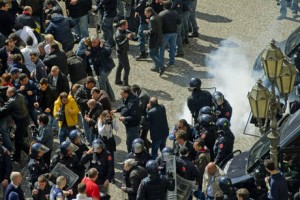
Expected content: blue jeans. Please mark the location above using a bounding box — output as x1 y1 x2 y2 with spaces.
125 126 140 153
72 14 89 39
280 0 299 16
176 24 184 54
160 33 177 65
99 70 115 100
181 11 189 40
205 196 214 200
137 23 149 53
151 137 167 159
81 115 92 144
149 47 163 70
58 126 75 144
0 116 12 151
188 0 198 33
102 17 115 46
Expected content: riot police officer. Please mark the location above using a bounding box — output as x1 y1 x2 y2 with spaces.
290 83 300 114
81 139 114 187
127 138 151 168
136 160 175 200
212 91 232 121
28 143 49 185
197 114 218 160
214 118 235 168
50 141 84 181
219 176 237 200
0 134 12 197
187 77 213 123
198 106 218 122
69 129 89 159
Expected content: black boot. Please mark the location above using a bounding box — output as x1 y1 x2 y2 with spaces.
135 52 147 60
188 32 199 38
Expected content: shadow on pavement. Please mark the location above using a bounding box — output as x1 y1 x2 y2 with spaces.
196 11 233 23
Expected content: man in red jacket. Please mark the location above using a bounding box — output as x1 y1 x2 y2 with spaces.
82 168 101 200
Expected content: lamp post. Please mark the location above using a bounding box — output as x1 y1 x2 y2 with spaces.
248 40 297 169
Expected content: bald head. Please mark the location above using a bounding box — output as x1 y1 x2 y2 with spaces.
87 99 97 109
149 97 158 106
206 162 217 175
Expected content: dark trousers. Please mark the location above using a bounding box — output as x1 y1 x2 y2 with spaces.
43 150 52 167
115 52 130 85
14 116 30 160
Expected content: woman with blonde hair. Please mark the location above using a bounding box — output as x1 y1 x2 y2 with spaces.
97 110 118 158
43 34 63 54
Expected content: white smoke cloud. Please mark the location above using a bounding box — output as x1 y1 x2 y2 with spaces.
206 38 257 135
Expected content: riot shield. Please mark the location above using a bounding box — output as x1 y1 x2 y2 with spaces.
165 155 177 200
50 163 79 189
176 175 197 200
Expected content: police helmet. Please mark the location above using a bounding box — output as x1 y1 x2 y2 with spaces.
161 147 173 158
216 118 230 130
69 129 80 142
296 83 300 96
189 78 201 90
132 138 144 154
199 106 213 116
213 91 224 106
219 176 233 193
198 114 214 127
31 143 49 158
146 160 159 175
92 139 106 153
60 140 79 155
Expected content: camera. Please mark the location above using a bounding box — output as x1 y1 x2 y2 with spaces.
55 110 64 121
30 124 39 137
104 117 112 125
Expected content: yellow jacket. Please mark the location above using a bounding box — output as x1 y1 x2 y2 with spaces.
53 95 80 128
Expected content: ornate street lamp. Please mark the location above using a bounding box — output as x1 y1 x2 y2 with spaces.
248 79 270 119
248 40 296 169
261 39 284 81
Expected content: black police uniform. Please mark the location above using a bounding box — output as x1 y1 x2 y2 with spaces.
0 146 12 184
81 151 114 185
50 152 84 180
136 173 175 200
197 126 218 160
28 157 49 185
187 89 213 122
123 165 148 200
213 130 235 168
74 143 89 160
127 151 151 168
215 100 232 121
177 156 200 182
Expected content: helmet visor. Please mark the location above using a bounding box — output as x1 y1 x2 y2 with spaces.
214 95 224 106
133 143 143 153
37 144 50 154
67 143 79 152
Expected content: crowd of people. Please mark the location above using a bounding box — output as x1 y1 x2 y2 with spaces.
0 0 296 199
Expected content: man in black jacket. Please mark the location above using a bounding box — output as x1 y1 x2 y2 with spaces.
144 7 164 74
173 130 196 160
0 134 12 198
0 2 15 37
115 20 132 87
159 2 181 68
113 86 141 153
146 96 169 159
0 87 30 162
66 0 91 40
75 76 96 144
15 6 37 30
47 65 70 94
43 43 69 76
122 158 148 200
96 0 117 47
88 36 115 100
0 39 22 75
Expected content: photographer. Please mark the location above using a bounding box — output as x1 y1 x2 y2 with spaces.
53 92 80 144
32 113 53 166
97 110 119 158
84 99 103 143
114 20 132 86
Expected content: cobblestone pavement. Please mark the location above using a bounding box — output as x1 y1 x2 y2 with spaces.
14 0 300 199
